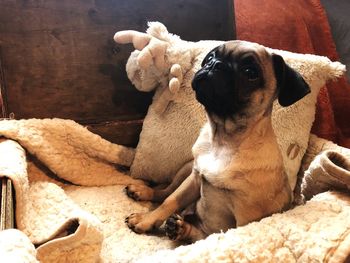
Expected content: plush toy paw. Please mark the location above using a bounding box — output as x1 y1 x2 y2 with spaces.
114 27 170 93
114 22 190 113
153 63 184 115
114 30 168 70
169 64 183 93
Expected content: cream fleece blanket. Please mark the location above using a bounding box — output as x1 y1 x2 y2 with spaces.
0 118 350 262
0 118 174 262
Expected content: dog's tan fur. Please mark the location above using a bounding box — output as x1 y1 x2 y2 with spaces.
125 41 301 242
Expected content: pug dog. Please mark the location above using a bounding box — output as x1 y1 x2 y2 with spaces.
125 40 310 242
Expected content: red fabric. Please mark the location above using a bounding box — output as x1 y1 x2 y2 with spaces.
235 0 350 147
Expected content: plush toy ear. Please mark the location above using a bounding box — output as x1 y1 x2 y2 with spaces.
272 54 311 107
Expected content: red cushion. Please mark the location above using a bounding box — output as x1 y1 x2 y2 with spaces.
235 0 350 147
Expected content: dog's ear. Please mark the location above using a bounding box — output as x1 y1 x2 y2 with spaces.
272 54 311 107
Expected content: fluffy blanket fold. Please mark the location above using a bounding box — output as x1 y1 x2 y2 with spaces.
0 118 350 262
138 191 350 263
0 118 174 262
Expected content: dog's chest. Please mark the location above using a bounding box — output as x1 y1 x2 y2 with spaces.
194 146 233 185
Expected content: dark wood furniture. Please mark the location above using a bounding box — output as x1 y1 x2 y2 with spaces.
0 0 235 230
0 0 235 147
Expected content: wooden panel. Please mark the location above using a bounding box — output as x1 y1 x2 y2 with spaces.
0 53 6 118
0 0 235 144
86 119 143 147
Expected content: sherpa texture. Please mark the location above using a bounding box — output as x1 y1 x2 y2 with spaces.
0 119 175 262
0 229 38 263
115 22 346 190
0 118 136 186
297 135 350 201
0 118 350 262
0 138 104 262
138 191 350 263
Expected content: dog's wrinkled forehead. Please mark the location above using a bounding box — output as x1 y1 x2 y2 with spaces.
218 40 270 63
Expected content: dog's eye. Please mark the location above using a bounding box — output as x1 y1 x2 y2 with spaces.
207 54 214 62
202 54 215 67
242 66 259 81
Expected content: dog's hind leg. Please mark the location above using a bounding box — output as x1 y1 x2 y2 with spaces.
125 160 193 202
152 160 193 202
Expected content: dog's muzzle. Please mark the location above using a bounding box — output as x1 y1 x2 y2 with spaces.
192 59 239 117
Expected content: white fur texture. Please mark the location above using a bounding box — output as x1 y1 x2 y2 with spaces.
127 22 346 191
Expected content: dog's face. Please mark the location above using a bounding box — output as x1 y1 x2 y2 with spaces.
192 40 310 119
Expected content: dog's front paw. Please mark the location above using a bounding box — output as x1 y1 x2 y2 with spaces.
165 214 187 240
125 184 154 201
125 212 158 234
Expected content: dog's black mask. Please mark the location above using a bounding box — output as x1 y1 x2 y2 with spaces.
192 46 264 118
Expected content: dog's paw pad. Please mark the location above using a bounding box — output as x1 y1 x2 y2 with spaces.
165 214 184 240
